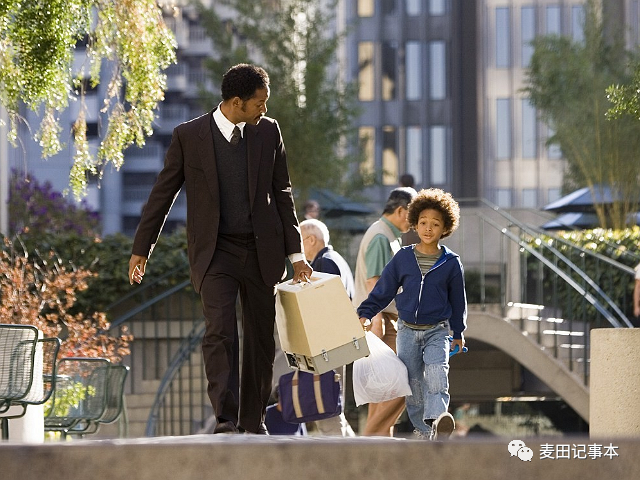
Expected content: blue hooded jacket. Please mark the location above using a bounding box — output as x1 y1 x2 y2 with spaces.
356 245 467 339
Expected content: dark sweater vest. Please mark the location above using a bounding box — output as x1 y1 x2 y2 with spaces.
210 118 252 234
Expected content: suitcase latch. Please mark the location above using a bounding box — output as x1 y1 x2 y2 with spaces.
352 337 360 350
321 349 329 362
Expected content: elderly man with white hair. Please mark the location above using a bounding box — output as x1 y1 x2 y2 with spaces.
299 218 356 436
300 219 354 299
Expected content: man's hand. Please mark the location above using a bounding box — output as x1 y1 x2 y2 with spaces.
129 254 148 285
291 259 313 283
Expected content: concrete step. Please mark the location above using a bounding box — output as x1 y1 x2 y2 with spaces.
2 436 638 480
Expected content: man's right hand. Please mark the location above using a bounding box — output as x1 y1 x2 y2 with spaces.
129 255 148 285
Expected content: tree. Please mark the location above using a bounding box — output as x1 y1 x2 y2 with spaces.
523 0 640 229
0 236 131 362
196 0 363 201
0 0 176 199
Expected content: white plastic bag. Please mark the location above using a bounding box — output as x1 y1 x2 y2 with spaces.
352 331 412 406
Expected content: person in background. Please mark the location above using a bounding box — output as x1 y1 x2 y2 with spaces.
300 218 356 436
352 187 417 436
128 63 312 435
303 199 321 220
357 188 467 440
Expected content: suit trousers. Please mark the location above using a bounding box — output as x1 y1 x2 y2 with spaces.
200 233 276 433
362 313 406 436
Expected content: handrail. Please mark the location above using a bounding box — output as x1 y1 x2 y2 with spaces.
479 214 628 328
469 199 633 327
145 320 205 437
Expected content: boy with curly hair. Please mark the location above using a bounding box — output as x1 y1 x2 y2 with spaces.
357 188 467 440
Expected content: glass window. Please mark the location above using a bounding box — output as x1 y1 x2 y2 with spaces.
383 126 398 185
429 41 446 100
496 189 512 208
430 126 447 185
358 42 375 101
521 6 536 67
496 98 512 159
359 127 375 178
572 5 585 42
406 0 421 16
406 42 422 100
429 0 446 16
406 127 423 185
522 189 538 208
546 5 561 35
547 127 562 159
382 42 397 101
496 7 511 68
547 188 561 204
522 99 537 158
381 0 397 15
358 0 374 17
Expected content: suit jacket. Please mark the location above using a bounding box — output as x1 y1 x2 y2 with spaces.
132 108 303 293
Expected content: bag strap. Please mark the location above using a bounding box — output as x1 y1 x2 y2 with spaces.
291 370 303 418
313 374 325 415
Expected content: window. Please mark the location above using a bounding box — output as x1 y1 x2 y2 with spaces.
406 42 422 100
358 42 375 101
547 188 561 204
383 126 398 185
382 42 397 101
546 5 561 35
521 6 536 67
406 127 423 185
522 189 538 208
359 127 375 178
522 99 537 158
496 7 511 68
496 98 512 159
430 126 447 185
430 0 446 16
547 127 562 159
381 0 397 15
496 189 512 208
406 0 421 16
429 41 446 100
572 5 585 42
358 0 374 17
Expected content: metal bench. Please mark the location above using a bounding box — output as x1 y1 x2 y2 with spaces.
1 324 61 440
44 357 111 437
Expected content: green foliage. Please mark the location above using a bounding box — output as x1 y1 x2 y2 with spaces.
0 0 177 199
45 383 96 418
523 0 640 229
196 0 364 201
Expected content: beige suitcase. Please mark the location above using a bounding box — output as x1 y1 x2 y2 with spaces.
275 272 369 374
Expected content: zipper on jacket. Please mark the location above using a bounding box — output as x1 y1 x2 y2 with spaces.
413 249 450 322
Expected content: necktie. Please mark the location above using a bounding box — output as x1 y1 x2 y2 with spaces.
230 126 241 145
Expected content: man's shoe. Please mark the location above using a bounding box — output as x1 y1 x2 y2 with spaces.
213 420 239 434
256 422 269 435
433 412 455 440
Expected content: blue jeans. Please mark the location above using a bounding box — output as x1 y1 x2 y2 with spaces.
396 319 451 436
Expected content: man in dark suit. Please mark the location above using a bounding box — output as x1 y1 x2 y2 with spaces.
128 64 312 435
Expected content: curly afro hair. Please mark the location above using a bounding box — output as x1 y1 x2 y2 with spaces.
407 188 460 239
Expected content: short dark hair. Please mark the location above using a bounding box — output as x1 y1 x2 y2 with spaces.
407 188 460 239
382 187 417 215
399 173 415 188
221 64 270 101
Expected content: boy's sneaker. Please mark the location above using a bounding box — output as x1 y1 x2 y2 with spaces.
433 412 455 440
